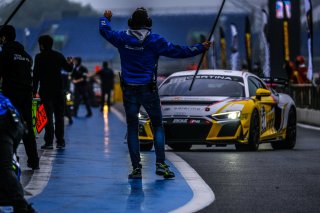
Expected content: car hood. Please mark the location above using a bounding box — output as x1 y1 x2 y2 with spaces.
160 96 247 117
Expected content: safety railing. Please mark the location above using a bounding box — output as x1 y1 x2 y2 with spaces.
288 84 320 110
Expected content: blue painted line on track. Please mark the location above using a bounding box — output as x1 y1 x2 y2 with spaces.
29 108 193 213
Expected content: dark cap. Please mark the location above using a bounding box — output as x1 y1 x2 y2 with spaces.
0 25 16 41
128 7 152 29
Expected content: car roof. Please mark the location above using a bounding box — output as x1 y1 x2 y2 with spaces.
168 69 257 79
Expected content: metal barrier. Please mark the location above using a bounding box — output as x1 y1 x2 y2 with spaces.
289 84 320 110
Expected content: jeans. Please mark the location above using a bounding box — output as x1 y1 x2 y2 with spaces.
0 116 29 209
123 85 165 168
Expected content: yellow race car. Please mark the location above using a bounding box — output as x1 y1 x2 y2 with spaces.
139 70 296 151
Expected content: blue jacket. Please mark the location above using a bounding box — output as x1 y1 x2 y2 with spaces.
99 17 205 85
0 92 19 116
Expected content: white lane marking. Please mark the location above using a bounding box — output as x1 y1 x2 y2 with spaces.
111 107 126 123
24 107 216 210
298 123 320 131
111 107 215 212
24 150 56 199
167 152 215 213
23 108 124 199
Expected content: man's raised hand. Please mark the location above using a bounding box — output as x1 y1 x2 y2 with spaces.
104 10 112 21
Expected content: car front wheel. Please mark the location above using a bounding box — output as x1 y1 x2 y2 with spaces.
236 109 260 151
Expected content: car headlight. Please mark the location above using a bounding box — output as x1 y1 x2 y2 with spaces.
212 111 241 120
138 112 149 120
66 93 72 101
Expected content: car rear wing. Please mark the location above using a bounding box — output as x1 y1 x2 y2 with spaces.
261 77 289 93
262 77 288 86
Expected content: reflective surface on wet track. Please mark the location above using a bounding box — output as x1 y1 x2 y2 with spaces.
29 108 193 213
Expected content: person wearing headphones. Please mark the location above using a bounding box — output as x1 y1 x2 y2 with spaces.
99 8 211 179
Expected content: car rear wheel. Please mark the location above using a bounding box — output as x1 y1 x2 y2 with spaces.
140 142 153 151
271 107 296 150
168 144 192 151
236 109 260 151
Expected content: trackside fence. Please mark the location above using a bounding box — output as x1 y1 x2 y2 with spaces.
289 84 320 110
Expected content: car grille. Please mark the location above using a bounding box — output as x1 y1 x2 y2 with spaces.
217 122 240 137
164 124 211 142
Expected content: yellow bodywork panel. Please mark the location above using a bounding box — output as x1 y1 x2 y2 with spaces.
138 94 288 144
139 121 154 141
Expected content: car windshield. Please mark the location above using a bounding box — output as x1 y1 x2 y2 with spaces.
159 75 245 97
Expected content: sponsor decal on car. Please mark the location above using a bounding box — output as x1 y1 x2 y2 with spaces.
166 118 210 125
188 119 201 124
185 75 244 82
173 119 188 124
186 75 232 80
173 106 202 111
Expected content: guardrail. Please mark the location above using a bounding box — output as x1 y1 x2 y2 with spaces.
289 84 320 110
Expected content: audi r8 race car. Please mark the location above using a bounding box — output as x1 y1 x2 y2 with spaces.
139 69 296 151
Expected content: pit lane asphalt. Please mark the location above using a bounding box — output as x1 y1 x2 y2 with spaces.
10 104 213 213
176 125 320 213
12 104 320 213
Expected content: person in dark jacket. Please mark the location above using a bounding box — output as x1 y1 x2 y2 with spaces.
0 92 37 213
33 35 73 149
96 61 115 111
0 25 39 170
99 8 211 179
71 57 92 117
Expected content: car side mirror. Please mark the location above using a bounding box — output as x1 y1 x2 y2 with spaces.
256 88 271 100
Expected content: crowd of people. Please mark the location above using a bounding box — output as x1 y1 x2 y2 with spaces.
0 24 115 212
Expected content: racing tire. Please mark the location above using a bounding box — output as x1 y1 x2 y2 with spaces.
271 107 296 150
236 109 260 151
248 109 260 151
140 142 153 151
168 144 192 151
